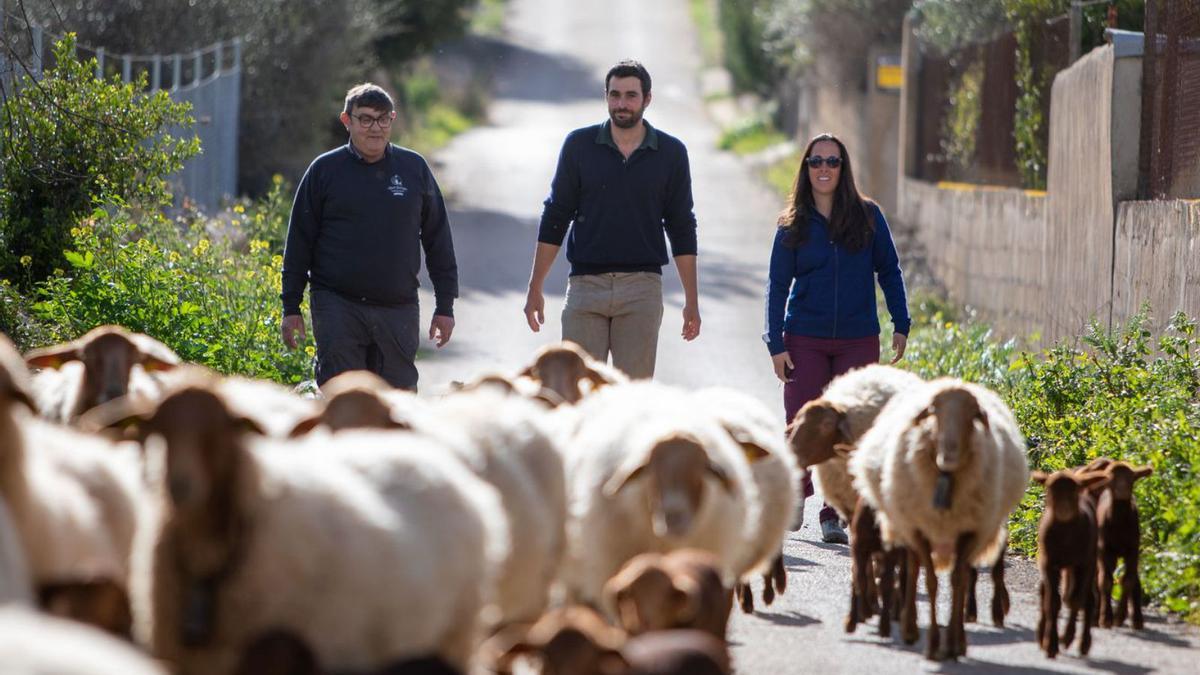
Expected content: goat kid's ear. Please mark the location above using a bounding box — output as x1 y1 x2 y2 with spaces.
833 443 855 459
236 416 267 436
912 405 933 426
974 406 990 429
705 460 736 495
517 365 536 380
1078 471 1110 490
1133 465 1154 480
129 334 181 371
585 366 611 388
603 461 647 498
24 345 82 370
1030 471 1049 485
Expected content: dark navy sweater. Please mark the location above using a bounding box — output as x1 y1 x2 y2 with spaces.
763 203 911 355
281 143 457 317
538 120 698 275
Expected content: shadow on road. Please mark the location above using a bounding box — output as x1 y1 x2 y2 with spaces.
424 207 569 298
754 609 821 628
489 40 599 103
782 552 818 569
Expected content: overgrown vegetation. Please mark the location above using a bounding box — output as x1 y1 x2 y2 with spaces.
718 117 788 155
941 59 983 179
899 293 1200 624
0 36 200 287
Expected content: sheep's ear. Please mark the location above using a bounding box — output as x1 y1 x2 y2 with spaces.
1030 471 1049 485
129 334 180 371
1080 456 1112 473
604 461 648 498
911 405 934 426
236 415 267 436
705 460 736 495
584 366 612 389
836 415 853 442
77 395 156 438
1132 465 1154 480
833 443 855 459
517 365 536 379
739 441 771 464
24 344 81 370
287 415 323 438
974 406 990 429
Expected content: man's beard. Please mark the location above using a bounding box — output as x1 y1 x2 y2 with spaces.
609 106 644 129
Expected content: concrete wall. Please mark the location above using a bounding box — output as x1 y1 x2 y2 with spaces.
898 179 1048 340
1112 199 1200 332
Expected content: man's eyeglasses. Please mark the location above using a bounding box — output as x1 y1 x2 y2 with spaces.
351 113 394 129
805 155 842 169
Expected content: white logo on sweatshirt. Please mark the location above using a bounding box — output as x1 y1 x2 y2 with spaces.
388 175 408 197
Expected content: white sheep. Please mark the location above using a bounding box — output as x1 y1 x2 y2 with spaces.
560 382 759 607
0 605 167 675
850 378 1029 660
1 335 146 605
692 387 799 612
125 384 509 675
787 364 924 522
25 325 179 424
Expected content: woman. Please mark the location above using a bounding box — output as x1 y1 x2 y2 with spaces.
763 133 910 543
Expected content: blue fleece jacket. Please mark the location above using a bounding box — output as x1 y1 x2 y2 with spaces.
762 203 910 355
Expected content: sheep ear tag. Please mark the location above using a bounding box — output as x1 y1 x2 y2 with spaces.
933 472 953 510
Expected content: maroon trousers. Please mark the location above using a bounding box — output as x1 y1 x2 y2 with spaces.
783 333 881 523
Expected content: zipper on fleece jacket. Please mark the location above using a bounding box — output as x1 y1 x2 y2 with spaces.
832 242 840 338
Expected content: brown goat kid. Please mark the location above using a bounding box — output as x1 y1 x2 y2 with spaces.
1081 459 1153 629
603 549 732 640
519 341 625 405
1033 469 1109 659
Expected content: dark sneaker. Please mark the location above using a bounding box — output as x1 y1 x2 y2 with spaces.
821 519 848 544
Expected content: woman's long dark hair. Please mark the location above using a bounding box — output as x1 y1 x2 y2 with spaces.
777 133 875 251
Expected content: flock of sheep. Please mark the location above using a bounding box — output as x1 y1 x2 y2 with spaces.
0 324 1155 673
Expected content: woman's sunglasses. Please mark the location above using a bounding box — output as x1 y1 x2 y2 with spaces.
805 155 842 169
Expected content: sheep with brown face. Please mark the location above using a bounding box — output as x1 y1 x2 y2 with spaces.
0 334 145 636
288 370 417 437
560 382 758 607
603 549 731 640
850 379 1029 660
25 325 179 423
119 383 509 674
1032 469 1109 658
518 341 627 405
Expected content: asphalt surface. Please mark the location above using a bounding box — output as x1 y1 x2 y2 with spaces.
412 0 1200 672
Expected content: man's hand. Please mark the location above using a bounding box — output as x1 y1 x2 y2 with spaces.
281 314 306 350
430 315 455 348
524 288 545 333
771 352 794 384
681 304 701 341
890 332 907 364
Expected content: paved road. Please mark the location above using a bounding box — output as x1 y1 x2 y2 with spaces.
414 0 1200 672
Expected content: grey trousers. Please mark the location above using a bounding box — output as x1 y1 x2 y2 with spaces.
562 272 663 379
310 289 420 391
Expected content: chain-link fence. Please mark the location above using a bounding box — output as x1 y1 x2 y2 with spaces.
1 18 240 212
1141 0 1200 198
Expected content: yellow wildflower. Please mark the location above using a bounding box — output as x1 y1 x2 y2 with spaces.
305 345 315 357
233 204 245 214
19 255 32 267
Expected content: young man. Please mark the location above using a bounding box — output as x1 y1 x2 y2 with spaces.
280 83 457 391
523 60 700 379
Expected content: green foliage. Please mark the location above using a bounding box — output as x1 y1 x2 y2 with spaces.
941 59 984 179
0 35 200 287
901 296 1200 623
688 0 725 68
717 0 776 94
718 117 788 155
19 197 313 385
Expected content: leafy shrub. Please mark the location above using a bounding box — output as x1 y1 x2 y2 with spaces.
718 117 787 155
0 35 200 286
24 200 312 385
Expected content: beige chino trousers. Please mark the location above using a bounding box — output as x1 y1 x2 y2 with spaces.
561 272 663 379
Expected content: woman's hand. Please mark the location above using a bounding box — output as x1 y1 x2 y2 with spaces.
772 352 795 383
890 333 907 364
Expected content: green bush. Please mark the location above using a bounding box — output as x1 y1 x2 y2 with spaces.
22 195 313 385
0 35 200 287
900 297 1200 623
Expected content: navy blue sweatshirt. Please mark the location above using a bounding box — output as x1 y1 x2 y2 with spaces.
281 143 457 317
763 203 910 355
538 120 698 275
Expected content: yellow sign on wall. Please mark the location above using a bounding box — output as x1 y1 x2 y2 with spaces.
876 55 902 91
